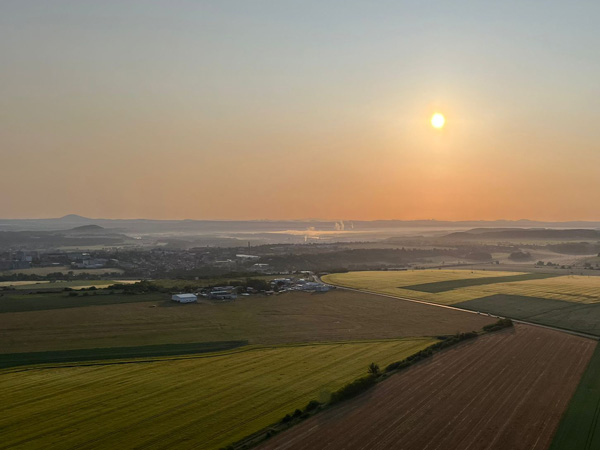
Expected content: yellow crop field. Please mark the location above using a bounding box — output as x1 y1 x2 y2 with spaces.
323 270 523 305
461 275 600 304
323 270 600 305
324 270 521 291
0 338 435 450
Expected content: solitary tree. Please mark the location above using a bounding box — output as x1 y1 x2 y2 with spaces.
367 362 380 377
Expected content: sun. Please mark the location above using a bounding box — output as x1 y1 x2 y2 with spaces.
431 113 445 129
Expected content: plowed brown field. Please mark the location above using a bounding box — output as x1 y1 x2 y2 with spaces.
259 325 596 450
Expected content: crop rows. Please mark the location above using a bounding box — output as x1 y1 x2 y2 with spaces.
0 339 435 450
260 325 595 450
1 289 494 354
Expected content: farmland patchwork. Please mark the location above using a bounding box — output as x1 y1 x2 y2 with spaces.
324 270 600 335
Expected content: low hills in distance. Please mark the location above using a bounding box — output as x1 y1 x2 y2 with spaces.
1 216 599 251
0 224 131 250
442 228 600 241
1 215 600 233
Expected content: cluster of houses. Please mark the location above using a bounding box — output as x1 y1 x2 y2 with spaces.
270 278 331 292
171 276 332 304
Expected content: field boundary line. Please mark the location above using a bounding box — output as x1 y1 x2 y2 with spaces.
0 338 437 374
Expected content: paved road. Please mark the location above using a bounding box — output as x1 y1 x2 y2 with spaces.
318 277 599 341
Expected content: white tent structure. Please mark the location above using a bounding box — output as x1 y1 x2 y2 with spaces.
171 293 198 303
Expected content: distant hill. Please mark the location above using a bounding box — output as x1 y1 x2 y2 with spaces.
69 224 105 233
60 214 91 221
443 228 600 241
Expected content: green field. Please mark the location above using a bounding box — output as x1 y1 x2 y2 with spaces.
0 292 165 313
0 339 435 450
456 295 600 335
550 343 600 450
0 341 247 369
402 273 558 293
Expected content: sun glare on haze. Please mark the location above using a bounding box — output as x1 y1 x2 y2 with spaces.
431 113 445 129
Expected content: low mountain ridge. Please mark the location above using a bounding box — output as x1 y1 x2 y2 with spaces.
444 228 600 241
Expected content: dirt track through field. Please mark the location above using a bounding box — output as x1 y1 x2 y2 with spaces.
259 325 595 450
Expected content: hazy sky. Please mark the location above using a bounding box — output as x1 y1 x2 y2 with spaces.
2 1 599 220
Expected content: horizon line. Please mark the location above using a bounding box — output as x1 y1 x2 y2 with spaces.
2 215 600 224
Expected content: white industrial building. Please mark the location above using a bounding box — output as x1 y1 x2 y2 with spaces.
171 293 198 303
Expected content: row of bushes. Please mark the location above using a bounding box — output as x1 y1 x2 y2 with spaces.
111 278 272 295
267 332 484 441
384 331 478 372
482 318 514 332
279 399 323 425
330 375 378 403
67 290 113 297
0 272 120 282
273 324 512 428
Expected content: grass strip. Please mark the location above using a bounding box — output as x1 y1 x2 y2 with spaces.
0 340 248 369
550 342 600 450
402 273 558 293
0 292 164 313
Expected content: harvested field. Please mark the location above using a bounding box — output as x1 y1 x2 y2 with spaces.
0 290 495 353
259 324 595 450
0 339 435 450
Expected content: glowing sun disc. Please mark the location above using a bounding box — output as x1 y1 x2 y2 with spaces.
431 113 445 129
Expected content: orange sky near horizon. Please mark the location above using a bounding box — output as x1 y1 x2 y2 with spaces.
1 2 599 221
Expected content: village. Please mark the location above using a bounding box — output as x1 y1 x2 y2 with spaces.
171 275 332 303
